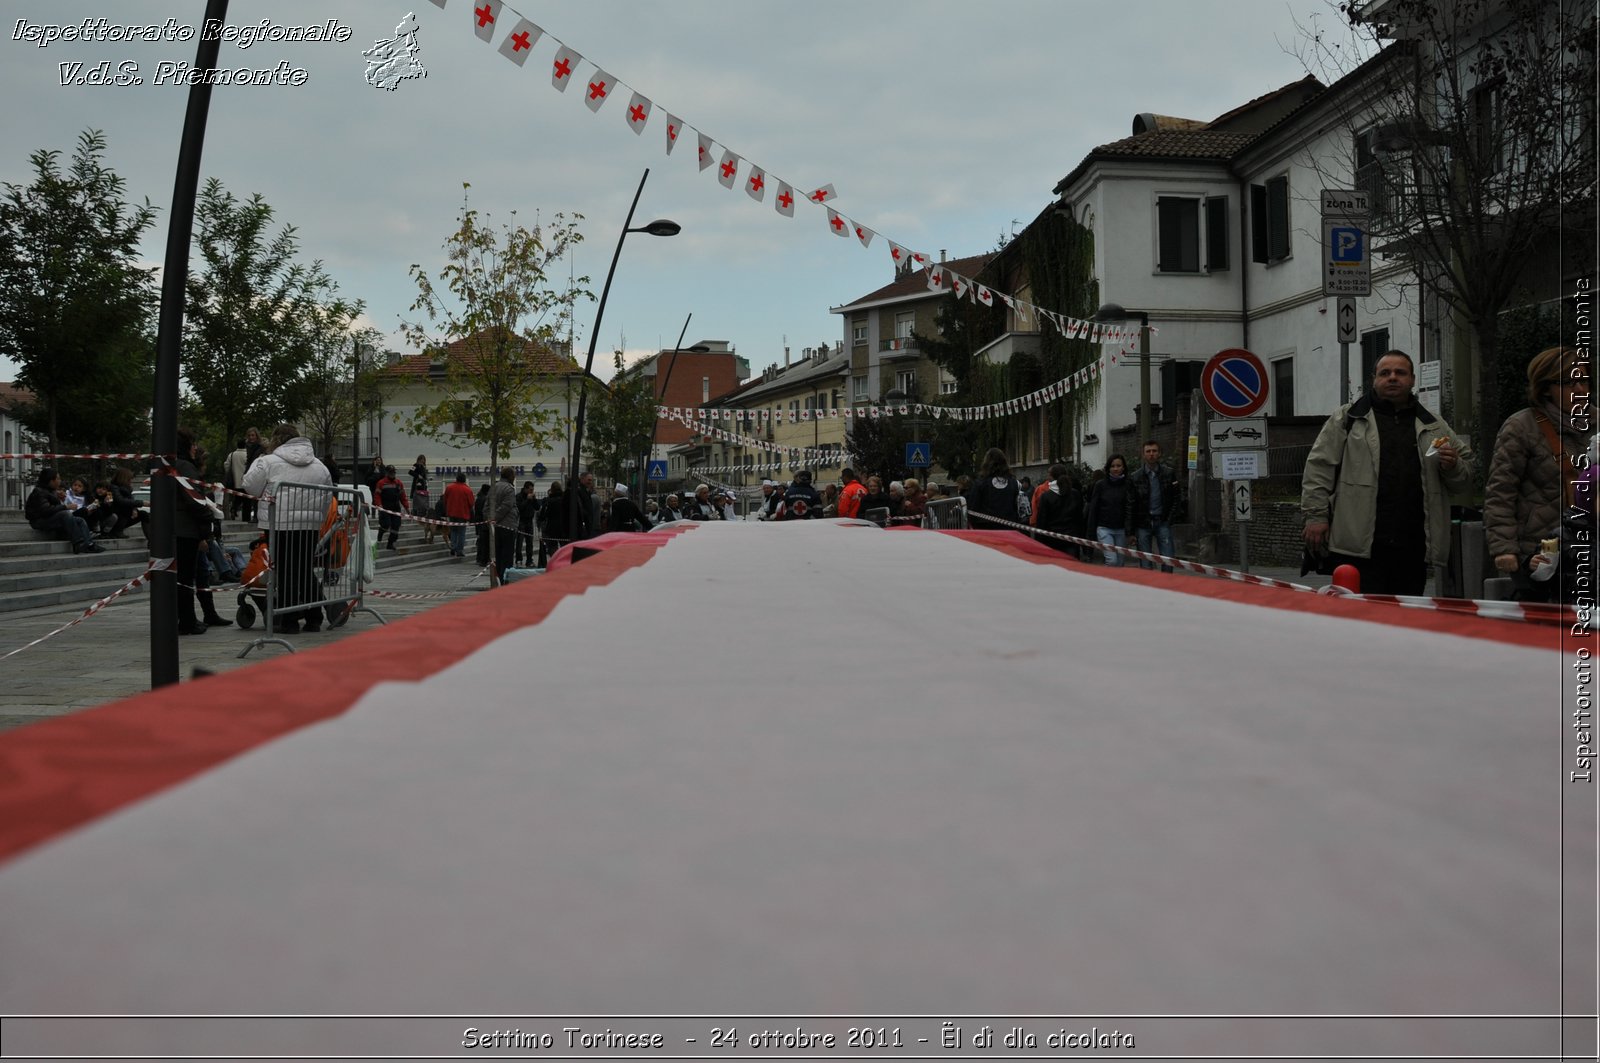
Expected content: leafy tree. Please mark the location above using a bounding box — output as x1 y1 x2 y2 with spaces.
587 352 659 490
289 313 380 460
185 177 341 447
1296 0 1595 464
0 129 156 456
401 186 591 472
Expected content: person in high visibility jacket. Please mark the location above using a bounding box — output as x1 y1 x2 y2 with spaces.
837 468 868 520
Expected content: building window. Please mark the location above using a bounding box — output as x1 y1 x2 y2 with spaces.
1471 78 1505 174
1360 328 1391 388
1272 356 1295 417
894 311 914 339
941 379 959 396
1250 174 1290 263
831 389 840 409
852 375 868 400
894 369 918 395
451 407 474 435
1156 195 1228 274
852 322 867 345
702 377 710 403
1353 127 1389 220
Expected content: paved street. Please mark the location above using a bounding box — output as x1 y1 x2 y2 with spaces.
0 554 494 733
0 538 1331 735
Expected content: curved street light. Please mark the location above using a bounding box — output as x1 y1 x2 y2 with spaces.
567 168 679 546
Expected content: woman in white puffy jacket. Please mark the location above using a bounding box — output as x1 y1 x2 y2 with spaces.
240 423 334 633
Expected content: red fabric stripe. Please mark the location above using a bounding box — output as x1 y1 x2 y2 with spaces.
947 529 1572 652
0 542 667 866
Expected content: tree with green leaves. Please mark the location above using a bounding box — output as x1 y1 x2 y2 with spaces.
587 352 660 490
401 186 591 472
184 177 342 448
0 129 156 457
289 313 379 460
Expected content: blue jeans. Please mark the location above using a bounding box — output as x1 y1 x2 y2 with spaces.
1095 526 1127 566
448 518 467 556
1137 520 1175 572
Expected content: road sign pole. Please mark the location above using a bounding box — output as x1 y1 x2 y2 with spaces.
1340 341 1352 404
1240 521 1249 574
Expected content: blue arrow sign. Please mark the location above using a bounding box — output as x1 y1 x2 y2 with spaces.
646 460 669 481
905 442 931 468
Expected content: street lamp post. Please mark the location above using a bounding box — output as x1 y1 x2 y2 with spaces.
567 168 680 545
1095 303 1152 443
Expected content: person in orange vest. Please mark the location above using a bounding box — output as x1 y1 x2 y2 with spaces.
837 468 868 520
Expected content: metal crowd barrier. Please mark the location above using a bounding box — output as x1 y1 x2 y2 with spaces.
922 496 968 530
239 482 384 658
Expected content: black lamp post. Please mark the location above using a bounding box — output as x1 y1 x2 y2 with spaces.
1095 302 1153 443
567 168 679 545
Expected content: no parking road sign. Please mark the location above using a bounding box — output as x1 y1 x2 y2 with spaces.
1200 348 1270 418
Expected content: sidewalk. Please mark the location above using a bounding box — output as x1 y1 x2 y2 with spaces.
0 555 494 734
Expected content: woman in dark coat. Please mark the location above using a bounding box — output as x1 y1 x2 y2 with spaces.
1084 454 1133 566
1034 463 1088 560
963 447 1023 529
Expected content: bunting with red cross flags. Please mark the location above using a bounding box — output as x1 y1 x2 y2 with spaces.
774 182 795 217
664 114 683 154
951 274 969 301
497 17 539 64
853 223 874 249
471 0 501 41
927 265 946 292
625 92 651 133
977 286 994 307
717 150 740 189
550 44 579 90
825 208 849 237
697 133 714 171
585 70 614 112
745 166 766 203
889 242 912 269
809 184 836 205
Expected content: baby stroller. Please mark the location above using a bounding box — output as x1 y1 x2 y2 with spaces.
234 497 360 630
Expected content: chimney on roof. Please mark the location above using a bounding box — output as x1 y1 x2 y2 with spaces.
940 249 947 263
784 347 790 367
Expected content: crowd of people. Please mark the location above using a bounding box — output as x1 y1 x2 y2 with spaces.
21 343 1590 636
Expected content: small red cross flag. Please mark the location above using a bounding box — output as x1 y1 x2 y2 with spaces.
745 166 766 202
951 274 969 300
976 285 994 307
625 92 651 134
717 150 740 189
927 265 946 292
774 182 795 217
551 45 580 90
1000 293 1015 309
497 18 540 64
809 184 837 204
664 114 683 155
472 0 501 40
697 133 714 171
909 251 928 271
853 223 874 249
825 208 849 237
585 70 614 112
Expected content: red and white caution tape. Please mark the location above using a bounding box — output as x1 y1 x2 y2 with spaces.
0 558 174 662
0 451 172 462
961 509 1577 627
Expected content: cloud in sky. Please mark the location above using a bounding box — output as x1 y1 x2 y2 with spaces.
0 0 1352 386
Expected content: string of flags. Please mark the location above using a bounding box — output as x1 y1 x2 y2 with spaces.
426 1 1157 349
656 359 1105 434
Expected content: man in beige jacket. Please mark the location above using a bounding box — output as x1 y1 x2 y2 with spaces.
1301 351 1474 596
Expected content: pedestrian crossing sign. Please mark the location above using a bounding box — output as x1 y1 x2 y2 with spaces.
905 443 931 468
646 460 669 481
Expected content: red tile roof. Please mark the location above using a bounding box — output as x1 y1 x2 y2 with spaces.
0 382 35 413
381 328 581 378
836 252 997 309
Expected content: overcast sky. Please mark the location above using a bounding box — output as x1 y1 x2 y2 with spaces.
0 0 1364 385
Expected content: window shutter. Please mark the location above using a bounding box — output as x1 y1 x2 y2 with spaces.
1267 175 1290 261
1205 196 1229 271
1250 184 1268 263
